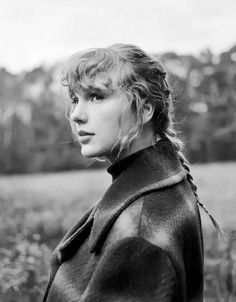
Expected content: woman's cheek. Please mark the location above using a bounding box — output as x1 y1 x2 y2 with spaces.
101 111 120 135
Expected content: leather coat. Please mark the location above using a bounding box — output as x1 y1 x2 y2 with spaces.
43 139 204 302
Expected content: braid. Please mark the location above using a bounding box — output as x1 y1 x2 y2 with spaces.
160 130 227 241
151 67 227 240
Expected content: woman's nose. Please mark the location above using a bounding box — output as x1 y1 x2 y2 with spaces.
70 102 88 124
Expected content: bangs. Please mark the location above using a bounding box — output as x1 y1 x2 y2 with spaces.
61 48 130 97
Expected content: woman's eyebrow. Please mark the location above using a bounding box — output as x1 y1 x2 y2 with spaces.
84 85 115 96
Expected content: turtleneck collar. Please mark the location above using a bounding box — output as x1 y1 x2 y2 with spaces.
107 142 159 181
57 137 187 256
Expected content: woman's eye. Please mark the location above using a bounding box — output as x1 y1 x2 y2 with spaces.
72 97 79 104
91 94 104 102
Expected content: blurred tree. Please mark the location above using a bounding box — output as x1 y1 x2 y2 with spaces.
0 44 236 173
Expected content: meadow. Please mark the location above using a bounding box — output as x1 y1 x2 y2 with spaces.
0 163 235 301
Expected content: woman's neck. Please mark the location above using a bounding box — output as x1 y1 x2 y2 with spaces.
108 126 160 165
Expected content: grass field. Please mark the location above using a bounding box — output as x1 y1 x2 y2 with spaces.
0 162 236 301
1 162 235 229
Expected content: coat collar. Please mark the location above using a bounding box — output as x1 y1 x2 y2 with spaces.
58 139 187 260
89 139 187 252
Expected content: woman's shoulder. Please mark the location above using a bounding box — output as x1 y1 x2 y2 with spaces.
139 178 203 253
106 177 202 248
141 177 200 227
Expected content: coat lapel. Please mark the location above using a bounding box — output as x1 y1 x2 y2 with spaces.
57 202 99 262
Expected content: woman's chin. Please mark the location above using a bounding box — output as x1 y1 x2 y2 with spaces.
80 145 104 158
80 148 95 158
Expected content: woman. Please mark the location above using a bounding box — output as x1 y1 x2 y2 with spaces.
43 44 220 302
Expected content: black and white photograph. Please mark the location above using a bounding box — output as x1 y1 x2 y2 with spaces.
0 0 236 301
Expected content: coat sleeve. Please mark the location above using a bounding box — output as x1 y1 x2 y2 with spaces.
80 237 185 302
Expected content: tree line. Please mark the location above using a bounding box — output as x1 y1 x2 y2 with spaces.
0 45 236 173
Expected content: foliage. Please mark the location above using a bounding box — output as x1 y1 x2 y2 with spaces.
160 46 236 163
204 230 236 302
0 235 49 302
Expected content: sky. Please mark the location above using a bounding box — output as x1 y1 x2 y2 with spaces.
0 0 236 73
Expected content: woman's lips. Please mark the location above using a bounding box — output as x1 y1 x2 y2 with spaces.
78 136 92 143
78 130 95 136
78 130 94 143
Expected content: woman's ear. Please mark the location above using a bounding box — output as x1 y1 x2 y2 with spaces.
142 102 155 125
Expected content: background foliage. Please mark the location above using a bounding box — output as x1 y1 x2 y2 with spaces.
1 45 236 173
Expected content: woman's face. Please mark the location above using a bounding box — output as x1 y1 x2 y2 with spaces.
70 76 135 161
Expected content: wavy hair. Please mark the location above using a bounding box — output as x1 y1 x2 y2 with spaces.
61 43 225 238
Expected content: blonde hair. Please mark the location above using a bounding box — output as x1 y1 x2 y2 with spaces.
61 43 225 238
61 44 173 156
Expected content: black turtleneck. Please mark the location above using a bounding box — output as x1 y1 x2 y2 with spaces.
107 143 159 181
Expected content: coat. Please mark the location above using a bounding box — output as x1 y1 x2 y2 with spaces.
42 139 204 302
